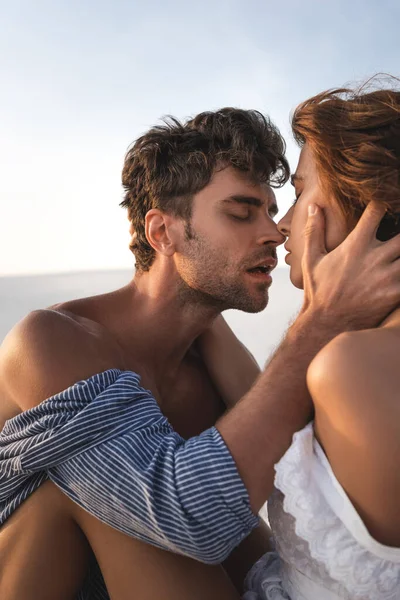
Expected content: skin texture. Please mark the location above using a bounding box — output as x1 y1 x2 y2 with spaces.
2 164 400 598
277 144 400 547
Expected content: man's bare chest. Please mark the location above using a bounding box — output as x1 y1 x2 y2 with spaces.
162 360 226 439
131 354 226 440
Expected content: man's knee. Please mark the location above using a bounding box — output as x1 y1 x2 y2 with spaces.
0 481 92 600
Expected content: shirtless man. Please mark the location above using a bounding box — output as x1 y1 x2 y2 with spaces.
1 108 400 600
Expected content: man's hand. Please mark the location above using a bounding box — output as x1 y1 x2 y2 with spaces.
302 201 400 328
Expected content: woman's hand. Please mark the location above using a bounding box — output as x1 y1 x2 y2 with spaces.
302 201 400 328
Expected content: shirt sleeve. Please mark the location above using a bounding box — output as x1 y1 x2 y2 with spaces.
0 369 259 564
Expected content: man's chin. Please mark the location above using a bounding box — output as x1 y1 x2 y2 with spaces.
229 293 269 314
183 282 269 313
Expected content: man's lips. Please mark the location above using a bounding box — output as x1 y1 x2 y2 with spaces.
245 258 277 272
245 260 275 286
244 254 277 286
246 269 273 283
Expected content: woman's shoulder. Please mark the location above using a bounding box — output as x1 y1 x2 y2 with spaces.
310 325 399 366
306 327 399 405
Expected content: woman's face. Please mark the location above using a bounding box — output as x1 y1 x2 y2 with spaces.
278 143 350 289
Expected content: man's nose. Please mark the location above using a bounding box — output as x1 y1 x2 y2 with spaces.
256 219 286 247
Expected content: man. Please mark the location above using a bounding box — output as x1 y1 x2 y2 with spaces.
1 108 400 600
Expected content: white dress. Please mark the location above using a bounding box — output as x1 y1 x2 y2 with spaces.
243 423 400 600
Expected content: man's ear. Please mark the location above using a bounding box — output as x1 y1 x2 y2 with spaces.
145 209 179 257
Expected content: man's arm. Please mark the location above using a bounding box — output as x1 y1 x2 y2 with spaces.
222 520 272 592
0 308 121 411
196 314 261 409
197 316 271 590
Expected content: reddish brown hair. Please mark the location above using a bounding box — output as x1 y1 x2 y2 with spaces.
292 77 400 223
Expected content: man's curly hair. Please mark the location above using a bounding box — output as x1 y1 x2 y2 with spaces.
120 107 289 272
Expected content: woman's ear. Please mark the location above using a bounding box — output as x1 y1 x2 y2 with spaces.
145 209 177 257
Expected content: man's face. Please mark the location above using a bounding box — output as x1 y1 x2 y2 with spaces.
174 167 285 313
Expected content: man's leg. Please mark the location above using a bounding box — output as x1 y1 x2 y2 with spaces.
69 489 241 600
2 482 241 600
0 480 91 600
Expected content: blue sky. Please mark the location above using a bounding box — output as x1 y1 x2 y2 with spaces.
1 0 399 275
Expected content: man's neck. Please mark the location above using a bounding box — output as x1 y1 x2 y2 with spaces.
104 268 221 382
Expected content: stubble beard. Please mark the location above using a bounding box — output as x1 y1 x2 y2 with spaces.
178 224 269 314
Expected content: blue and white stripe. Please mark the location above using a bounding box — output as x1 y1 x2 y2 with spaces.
0 369 258 599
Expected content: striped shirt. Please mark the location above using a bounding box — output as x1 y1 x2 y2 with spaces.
0 369 259 599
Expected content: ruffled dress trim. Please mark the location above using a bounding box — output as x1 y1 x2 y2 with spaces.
274 422 400 600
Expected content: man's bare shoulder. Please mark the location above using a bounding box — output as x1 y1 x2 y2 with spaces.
0 308 124 412
307 327 399 406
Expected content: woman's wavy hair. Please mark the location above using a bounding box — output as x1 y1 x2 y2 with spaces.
292 75 400 228
120 108 289 272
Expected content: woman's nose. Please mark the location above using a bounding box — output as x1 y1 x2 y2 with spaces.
277 209 293 238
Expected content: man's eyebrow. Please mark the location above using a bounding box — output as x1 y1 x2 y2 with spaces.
290 174 304 186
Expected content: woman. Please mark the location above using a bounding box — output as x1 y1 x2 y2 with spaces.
3 81 400 600
244 80 400 598
202 78 400 599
